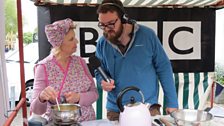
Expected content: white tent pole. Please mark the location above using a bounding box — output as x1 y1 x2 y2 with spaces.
0 0 10 125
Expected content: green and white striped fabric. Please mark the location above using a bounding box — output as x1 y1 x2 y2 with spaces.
95 72 214 119
36 0 222 7
158 72 214 113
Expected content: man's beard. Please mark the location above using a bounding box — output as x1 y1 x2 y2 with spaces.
103 24 123 45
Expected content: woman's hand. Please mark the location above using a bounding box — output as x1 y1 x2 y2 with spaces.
101 79 115 92
39 86 57 103
64 92 80 103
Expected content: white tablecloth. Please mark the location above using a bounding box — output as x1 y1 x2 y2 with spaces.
80 116 224 126
81 119 119 126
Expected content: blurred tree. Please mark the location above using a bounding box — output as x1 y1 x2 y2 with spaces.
215 63 224 85
5 0 17 34
5 0 31 49
5 0 17 50
23 32 33 44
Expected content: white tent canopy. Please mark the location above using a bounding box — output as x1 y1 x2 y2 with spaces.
34 0 224 8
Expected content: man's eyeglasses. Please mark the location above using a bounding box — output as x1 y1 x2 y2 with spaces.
98 19 118 30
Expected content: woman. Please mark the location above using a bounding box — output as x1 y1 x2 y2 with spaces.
30 18 98 122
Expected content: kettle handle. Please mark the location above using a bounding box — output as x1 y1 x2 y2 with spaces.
116 86 145 112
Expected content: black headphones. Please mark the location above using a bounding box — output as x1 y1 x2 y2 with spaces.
101 3 129 24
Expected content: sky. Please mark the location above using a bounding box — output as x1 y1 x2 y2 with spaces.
21 0 37 33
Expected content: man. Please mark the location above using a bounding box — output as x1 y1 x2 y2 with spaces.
95 0 178 121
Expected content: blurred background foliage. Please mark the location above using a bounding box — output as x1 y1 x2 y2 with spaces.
215 63 224 85
5 0 17 34
23 32 33 44
5 0 37 48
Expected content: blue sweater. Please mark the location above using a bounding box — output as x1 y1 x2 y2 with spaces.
95 24 178 112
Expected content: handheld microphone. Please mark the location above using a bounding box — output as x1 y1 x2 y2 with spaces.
89 56 111 83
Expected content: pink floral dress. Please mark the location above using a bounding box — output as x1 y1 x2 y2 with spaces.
30 54 98 122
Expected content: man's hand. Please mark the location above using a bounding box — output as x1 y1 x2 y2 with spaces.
166 107 178 114
101 79 115 91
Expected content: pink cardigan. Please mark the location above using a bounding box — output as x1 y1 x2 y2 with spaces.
30 54 98 121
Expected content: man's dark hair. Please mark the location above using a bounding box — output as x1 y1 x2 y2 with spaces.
97 0 125 20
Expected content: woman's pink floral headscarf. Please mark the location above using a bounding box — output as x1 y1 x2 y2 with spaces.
45 18 74 47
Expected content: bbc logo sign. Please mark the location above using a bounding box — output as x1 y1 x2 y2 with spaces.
163 22 201 60
75 21 201 60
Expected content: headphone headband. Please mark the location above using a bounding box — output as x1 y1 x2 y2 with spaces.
101 3 126 15
101 2 129 23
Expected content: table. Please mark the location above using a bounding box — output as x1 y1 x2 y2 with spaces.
80 115 224 126
81 119 118 126
36 111 224 126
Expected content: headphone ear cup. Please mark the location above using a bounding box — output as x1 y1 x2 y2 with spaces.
121 14 129 23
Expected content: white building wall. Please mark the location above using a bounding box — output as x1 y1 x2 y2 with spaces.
216 8 224 65
0 0 10 125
